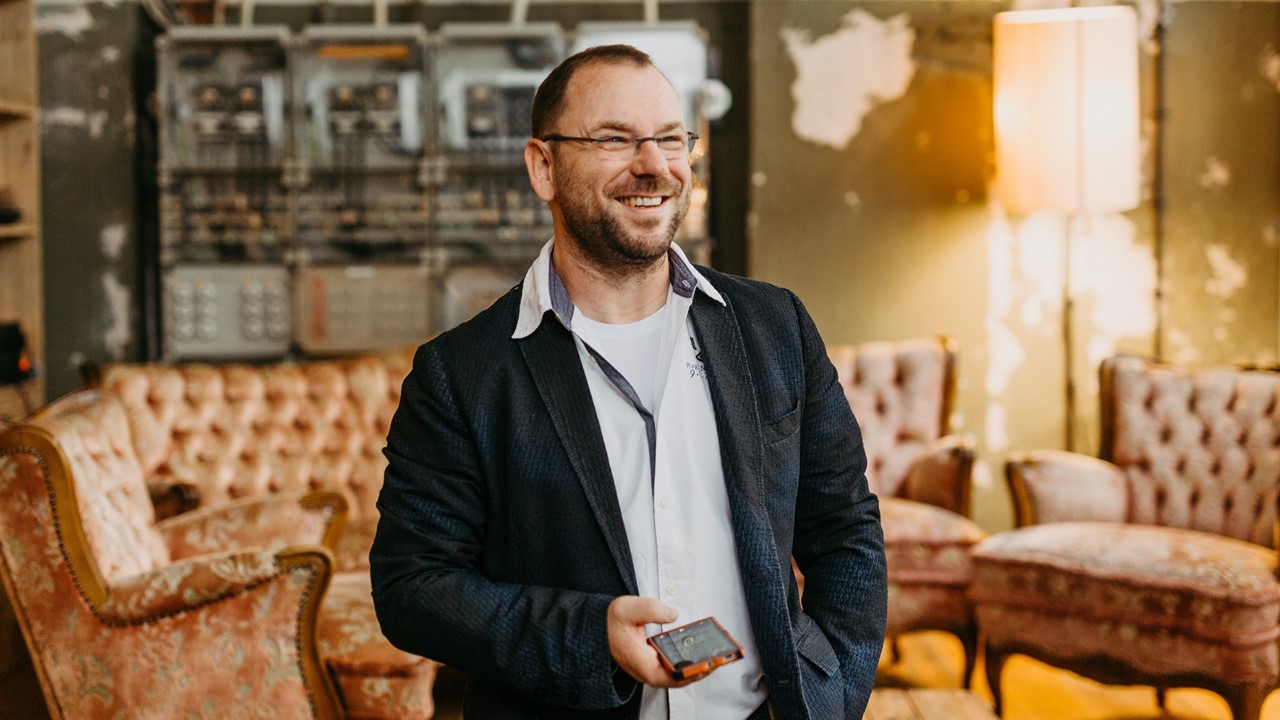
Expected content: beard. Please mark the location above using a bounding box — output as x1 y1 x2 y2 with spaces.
554 171 691 274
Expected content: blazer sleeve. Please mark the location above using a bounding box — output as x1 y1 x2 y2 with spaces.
370 341 636 711
788 291 889 718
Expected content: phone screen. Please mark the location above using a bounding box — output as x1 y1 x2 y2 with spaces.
647 617 744 680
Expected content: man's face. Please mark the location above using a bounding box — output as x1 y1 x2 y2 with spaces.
541 63 693 271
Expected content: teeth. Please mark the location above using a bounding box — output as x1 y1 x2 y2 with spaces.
620 196 663 207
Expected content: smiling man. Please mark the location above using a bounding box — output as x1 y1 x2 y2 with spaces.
371 45 887 720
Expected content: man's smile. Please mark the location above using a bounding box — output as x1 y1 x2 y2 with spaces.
618 195 667 208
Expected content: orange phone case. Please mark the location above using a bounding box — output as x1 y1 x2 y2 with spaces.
646 617 745 680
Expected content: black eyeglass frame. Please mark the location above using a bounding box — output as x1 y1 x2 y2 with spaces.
540 132 700 155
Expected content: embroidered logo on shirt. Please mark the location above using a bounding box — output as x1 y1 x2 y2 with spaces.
687 336 707 379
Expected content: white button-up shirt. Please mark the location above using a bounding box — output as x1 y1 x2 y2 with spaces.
513 239 767 720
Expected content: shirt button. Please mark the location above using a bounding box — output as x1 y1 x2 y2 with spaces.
667 583 678 595
659 498 670 509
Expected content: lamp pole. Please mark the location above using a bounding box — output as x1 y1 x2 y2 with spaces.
993 5 1141 452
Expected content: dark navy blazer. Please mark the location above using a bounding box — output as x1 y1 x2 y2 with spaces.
370 266 887 719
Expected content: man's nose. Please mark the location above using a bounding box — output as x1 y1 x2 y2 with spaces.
629 138 671 176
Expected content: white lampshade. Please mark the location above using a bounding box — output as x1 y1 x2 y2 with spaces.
993 6 1141 214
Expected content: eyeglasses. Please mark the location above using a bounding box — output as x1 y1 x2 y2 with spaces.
540 132 700 158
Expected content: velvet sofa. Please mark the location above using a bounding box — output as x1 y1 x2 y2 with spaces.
86 348 438 719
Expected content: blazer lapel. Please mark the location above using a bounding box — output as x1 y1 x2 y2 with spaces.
689 295 779 567
519 316 638 595
690 292 798 701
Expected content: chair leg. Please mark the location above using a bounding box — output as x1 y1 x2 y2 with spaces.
1155 687 1166 711
984 644 1008 717
890 633 902 664
957 626 979 690
1223 684 1267 720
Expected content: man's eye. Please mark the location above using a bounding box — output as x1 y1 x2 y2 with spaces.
655 136 684 149
595 136 631 150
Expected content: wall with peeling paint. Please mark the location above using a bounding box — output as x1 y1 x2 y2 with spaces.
28 0 1280 537
751 0 1278 533
1160 1 1280 368
37 0 157 397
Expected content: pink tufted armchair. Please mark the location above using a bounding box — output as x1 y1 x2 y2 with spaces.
803 336 984 685
0 390 345 718
971 354 1280 720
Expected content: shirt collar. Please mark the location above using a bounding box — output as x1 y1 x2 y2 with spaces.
512 238 725 340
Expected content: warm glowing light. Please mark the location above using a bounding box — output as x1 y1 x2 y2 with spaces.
993 6 1141 213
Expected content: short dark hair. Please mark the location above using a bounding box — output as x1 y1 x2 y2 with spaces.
530 44 656 139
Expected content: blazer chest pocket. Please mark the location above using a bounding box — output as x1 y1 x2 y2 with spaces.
762 401 800 447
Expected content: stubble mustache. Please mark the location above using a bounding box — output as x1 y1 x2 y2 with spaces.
607 178 684 198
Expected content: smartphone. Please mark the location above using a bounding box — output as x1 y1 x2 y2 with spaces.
646 617 745 681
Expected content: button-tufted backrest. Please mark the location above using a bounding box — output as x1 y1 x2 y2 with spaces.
20 391 171 583
1103 355 1280 547
826 337 956 498
94 348 415 523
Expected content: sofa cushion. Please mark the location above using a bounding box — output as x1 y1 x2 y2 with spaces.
882 497 985 586
881 498 984 635
971 521 1280 681
336 518 378 572
319 572 440 720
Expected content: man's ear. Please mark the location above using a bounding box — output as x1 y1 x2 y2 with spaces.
524 140 556 203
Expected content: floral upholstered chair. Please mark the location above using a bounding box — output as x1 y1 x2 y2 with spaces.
0 389 440 720
0 389 344 718
801 336 984 685
971 355 1280 720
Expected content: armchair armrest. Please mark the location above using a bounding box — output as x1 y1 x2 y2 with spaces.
156 491 348 561
900 434 976 516
98 545 333 623
1006 449 1130 527
94 546 344 718
147 478 201 521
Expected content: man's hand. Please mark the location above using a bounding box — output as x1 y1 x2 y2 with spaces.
607 596 699 688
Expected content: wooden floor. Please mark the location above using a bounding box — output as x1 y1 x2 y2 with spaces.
434 631 1280 719
878 632 1278 720
4 631 1280 719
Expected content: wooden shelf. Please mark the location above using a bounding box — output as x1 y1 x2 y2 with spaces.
0 101 34 120
0 0 42 430
0 0 37 679
0 224 34 241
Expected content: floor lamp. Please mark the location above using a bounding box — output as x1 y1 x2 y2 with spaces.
992 5 1141 450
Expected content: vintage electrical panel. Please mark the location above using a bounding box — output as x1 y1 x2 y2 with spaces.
156 27 293 359
430 24 561 330
292 26 434 354
293 25 431 262
162 265 291 359
151 22 724 356
292 264 432 354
